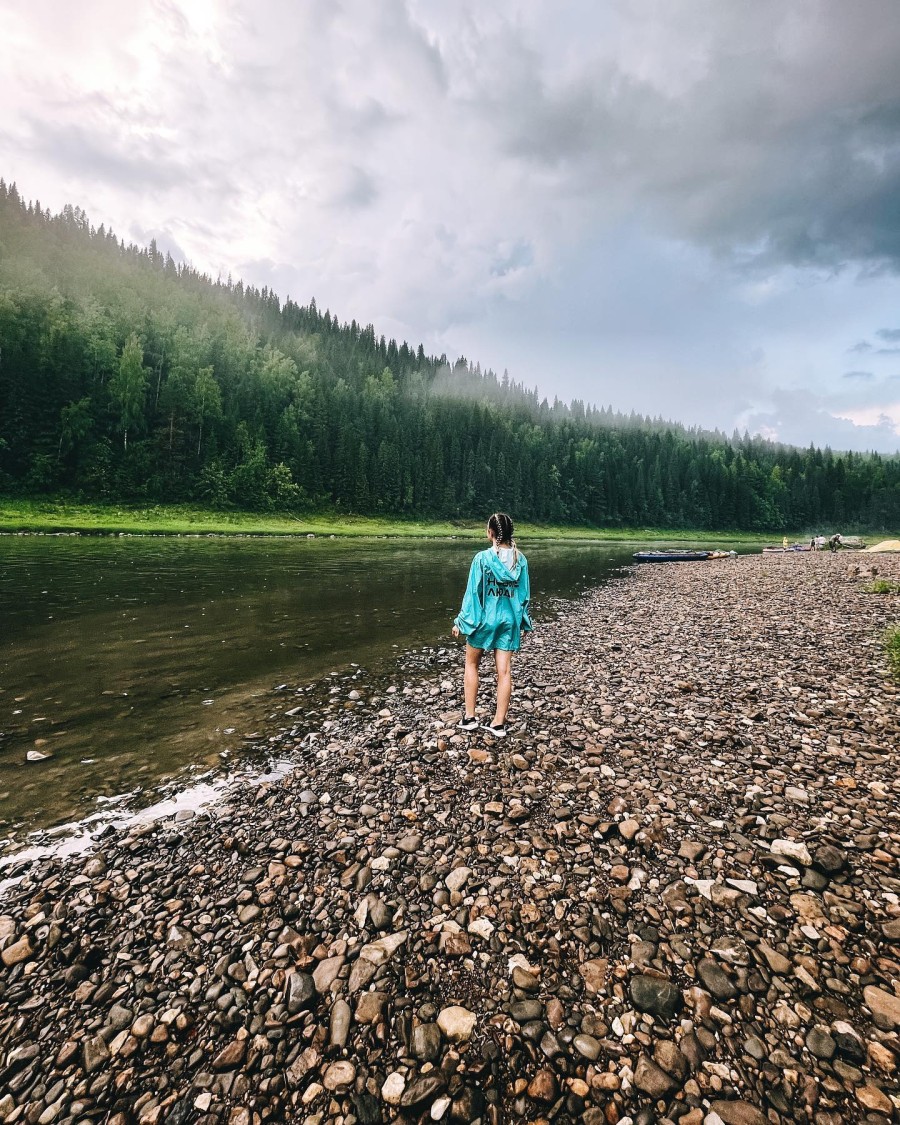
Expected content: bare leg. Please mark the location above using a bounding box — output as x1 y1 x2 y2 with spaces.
493 648 512 725
464 645 483 717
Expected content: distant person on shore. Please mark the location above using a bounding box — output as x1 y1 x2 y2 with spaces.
829 533 842 553
452 512 532 738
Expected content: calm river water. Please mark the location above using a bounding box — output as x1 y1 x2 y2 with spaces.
0 535 652 840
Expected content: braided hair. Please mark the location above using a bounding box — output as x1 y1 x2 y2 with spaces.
488 512 514 544
488 512 518 567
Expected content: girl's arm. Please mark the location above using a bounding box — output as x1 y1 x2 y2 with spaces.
520 559 533 632
454 555 485 635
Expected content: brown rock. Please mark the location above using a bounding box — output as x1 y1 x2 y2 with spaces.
286 1046 321 1088
438 930 472 956
579 958 609 994
527 1068 557 1102
856 1084 893 1115
545 997 565 1028
82 1036 110 1074
633 1054 677 1097
867 1040 897 1075
322 1061 356 1091
653 1039 689 1080
1 935 33 966
312 954 345 993
0 916 17 947
756 941 791 975
355 990 387 1024
708 1101 768 1125
864 985 900 1029
212 1038 247 1071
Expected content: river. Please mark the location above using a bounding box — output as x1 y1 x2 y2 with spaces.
1 535 665 842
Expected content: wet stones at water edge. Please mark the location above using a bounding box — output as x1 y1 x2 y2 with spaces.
0 553 898 1123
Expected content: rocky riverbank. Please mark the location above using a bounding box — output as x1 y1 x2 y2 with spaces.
1 553 898 1125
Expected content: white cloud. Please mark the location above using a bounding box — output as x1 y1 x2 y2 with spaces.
834 403 900 433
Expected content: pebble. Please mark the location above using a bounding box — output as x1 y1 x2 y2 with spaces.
381 1071 406 1105
436 1005 476 1042
322 1060 356 1091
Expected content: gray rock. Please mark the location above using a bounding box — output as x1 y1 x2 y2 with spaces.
573 1033 601 1060
805 1026 836 1060
82 1036 110 1075
629 975 683 1020
107 1003 133 1032
285 971 315 1013
400 1073 446 1111
697 959 737 1001
510 999 543 1022
329 998 351 1048
831 1020 865 1064
812 843 846 874
411 1022 441 1061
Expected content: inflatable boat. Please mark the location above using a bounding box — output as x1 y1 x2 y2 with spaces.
632 550 710 563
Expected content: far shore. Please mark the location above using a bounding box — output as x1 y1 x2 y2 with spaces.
0 498 854 543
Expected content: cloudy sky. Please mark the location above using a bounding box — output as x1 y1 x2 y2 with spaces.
3 1 900 452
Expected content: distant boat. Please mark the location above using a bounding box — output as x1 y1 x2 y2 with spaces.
762 544 811 553
632 550 710 562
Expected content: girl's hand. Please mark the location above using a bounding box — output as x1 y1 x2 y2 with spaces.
451 625 460 638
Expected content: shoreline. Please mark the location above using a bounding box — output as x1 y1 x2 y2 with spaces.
0 499 798 543
0 555 898 1124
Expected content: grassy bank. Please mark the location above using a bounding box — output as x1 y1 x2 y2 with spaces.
0 498 794 543
885 626 900 680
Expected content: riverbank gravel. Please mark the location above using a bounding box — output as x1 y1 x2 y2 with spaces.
1 553 898 1125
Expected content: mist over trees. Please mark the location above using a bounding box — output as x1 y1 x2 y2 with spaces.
1 181 898 531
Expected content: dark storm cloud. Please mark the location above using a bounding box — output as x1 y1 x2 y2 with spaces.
877 328 900 342
455 1 900 274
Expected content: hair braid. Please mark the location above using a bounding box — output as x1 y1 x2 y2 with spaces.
488 511 515 549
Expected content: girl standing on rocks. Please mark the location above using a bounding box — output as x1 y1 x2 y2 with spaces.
452 512 532 737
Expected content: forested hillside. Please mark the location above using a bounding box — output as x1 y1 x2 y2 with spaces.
1 181 898 530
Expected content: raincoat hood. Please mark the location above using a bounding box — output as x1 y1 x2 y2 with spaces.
484 545 522 582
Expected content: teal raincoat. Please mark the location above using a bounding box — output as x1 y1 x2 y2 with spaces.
454 547 532 651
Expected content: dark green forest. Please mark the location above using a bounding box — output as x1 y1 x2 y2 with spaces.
1 181 898 530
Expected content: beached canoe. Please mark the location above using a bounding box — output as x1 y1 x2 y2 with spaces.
632 550 710 563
